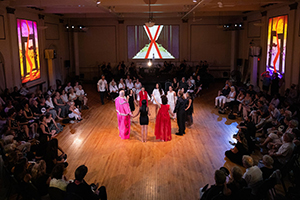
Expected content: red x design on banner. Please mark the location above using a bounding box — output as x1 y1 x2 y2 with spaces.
144 25 162 59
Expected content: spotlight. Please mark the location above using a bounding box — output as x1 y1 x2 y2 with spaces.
239 23 243 27
71 25 75 29
96 0 101 5
79 25 83 29
223 25 226 28
65 24 69 29
147 60 152 67
235 24 238 27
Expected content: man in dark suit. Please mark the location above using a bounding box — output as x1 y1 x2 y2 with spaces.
67 165 107 200
174 90 187 136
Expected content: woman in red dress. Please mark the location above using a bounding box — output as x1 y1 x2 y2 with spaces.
152 94 174 142
138 87 150 107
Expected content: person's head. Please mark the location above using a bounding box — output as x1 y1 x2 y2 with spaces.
230 86 235 92
156 83 160 89
197 75 200 80
69 88 74 94
51 163 65 179
101 75 105 80
289 120 298 128
284 110 292 118
136 79 139 83
120 78 124 83
40 97 45 104
127 75 130 79
242 155 254 168
75 165 88 181
23 102 29 109
262 155 274 168
214 170 226 185
283 132 294 143
189 76 193 80
7 100 12 107
230 166 243 182
224 84 229 89
142 100 147 106
248 85 253 90
173 77 177 82
186 92 191 98
129 79 132 83
181 77 185 82
16 108 23 115
13 86 18 92
61 90 65 95
31 160 47 179
39 115 46 123
161 95 168 105
67 82 71 87
129 89 133 95
257 100 264 108
45 112 52 119
119 90 125 97
141 87 145 92
55 92 60 97
169 86 173 92
78 85 83 90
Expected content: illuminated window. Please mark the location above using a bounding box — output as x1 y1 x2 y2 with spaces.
266 15 288 76
17 19 41 83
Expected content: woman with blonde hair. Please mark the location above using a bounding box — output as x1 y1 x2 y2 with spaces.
31 160 51 197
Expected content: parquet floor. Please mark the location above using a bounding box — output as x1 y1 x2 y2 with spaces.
57 82 253 200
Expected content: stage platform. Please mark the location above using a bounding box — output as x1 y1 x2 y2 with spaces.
57 81 261 200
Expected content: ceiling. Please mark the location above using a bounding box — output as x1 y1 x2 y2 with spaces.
3 0 297 19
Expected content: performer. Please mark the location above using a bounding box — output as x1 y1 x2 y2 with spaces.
174 91 187 136
151 83 164 118
167 86 177 119
97 75 108 105
127 89 137 112
132 100 150 142
185 92 194 127
138 87 150 107
152 95 173 142
115 90 132 139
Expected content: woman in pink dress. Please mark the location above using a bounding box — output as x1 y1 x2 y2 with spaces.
152 95 174 142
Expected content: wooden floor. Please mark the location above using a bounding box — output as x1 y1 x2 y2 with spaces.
57 82 253 200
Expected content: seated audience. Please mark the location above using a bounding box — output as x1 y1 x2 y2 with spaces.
269 132 295 168
200 170 227 200
49 163 68 191
259 155 274 180
225 166 247 200
68 102 82 121
242 155 263 195
31 160 51 197
76 85 89 109
53 92 69 118
109 79 119 100
67 165 107 200
215 84 230 108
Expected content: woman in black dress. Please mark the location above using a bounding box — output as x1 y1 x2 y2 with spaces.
133 100 150 142
185 92 194 127
127 89 137 112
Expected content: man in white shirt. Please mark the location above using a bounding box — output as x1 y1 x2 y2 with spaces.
125 75 130 86
126 79 134 90
97 75 108 105
109 79 119 100
242 155 263 195
269 132 295 168
76 85 89 109
65 82 73 93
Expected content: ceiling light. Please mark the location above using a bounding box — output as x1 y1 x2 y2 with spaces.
65 25 69 29
96 0 101 5
71 25 74 29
